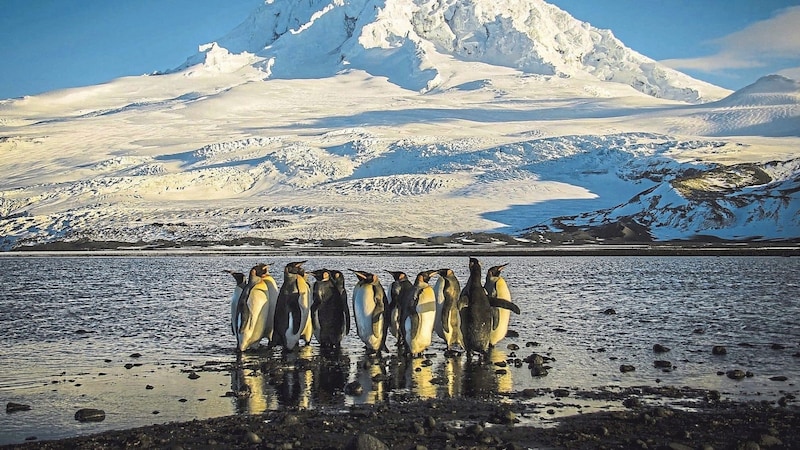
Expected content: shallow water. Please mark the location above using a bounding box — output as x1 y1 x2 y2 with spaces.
1 255 798 444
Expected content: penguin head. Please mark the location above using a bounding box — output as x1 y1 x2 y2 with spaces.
386 270 407 282
253 263 270 277
311 269 330 282
436 268 454 278
416 270 437 284
284 260 307 275
350 269 375 284
223 270 246 285
486 263 508 278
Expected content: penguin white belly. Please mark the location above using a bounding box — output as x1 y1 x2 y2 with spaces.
433 277 445 340
353 286 381 349
238 284 269 351
408 288 436 355
298 281 313 343
442 306 460 347
230 286 243 336
489 279 512 346
262 276 279 342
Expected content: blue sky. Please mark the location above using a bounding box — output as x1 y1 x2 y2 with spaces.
1 0 798 100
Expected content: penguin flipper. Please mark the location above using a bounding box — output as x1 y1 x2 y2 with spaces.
491 307 500 329
489 297 521 314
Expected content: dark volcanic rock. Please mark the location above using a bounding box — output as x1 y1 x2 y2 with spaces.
712 345 728 355
726 369 747 380
347 433 389 450
6 402 32 413
74 408 106 422
653 344 670 353
620 364 636 373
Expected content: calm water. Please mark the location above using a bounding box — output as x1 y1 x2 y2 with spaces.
1 255 798 444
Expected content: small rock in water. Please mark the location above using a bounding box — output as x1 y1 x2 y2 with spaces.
620 364 636 373
602 308 616 315
129 352 142 358
769 376 788 382
693 328 705 334
145 384 154 390
187 371 200 380
6 402 32 413
553 388 570 398
653 360 673 369
530 365 548 377
726 369 747 380
653 344 670 353
507 343 519 350
74 408 105 422
505 330 519 338
770 343 786 350
712 345 727 355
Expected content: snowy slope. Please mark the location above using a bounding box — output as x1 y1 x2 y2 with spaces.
0 0 798 250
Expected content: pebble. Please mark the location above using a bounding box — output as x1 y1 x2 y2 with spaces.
653 360 672 369
726 369 747 380
246 431 262 444
6 402 31 413
74 408 106 422
620 364 636 373
346 433 389 450
602 308 616 315
712 346 727 355
553 388 570 398
769 376 788 382
653 344 670 353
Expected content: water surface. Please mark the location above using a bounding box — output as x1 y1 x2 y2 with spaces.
1 255 798 444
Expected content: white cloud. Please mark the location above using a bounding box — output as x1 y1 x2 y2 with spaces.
661 6 800 72
778 66 800 81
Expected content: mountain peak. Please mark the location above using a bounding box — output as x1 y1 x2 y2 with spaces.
180 0 729 103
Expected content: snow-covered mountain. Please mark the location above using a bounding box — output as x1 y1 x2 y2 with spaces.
0 0 798 250
179 0 729 103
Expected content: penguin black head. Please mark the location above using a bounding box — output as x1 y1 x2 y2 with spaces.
311 269 330 281
416 270 437 283
386 270 407 282
437 268 454 278
486 263 508 277
350 269 375 283
284 261 306 275
252 263 270 277
223 270 246 285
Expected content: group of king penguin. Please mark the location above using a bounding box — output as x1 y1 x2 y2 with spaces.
227 257 520 359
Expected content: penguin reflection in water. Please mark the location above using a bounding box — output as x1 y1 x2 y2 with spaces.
459 257 520 359
273 261 313 352
310 269 350 349
401 270 438 357
227 264 279 352
350 270 389 355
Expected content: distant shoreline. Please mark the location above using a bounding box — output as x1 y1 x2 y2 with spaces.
2 242 799 257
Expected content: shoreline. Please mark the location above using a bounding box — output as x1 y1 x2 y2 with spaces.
2 242 799 257
4 386 799 449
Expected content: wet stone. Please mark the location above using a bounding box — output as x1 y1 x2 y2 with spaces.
653 360 673 369
75 408 106 422
712 346 728 355
726 369 747 380
653 344 671 353
187 372 200 380
6 402 32 413
346 433 390 450
602 308 616 315
620 364 636 373
769 376 788 382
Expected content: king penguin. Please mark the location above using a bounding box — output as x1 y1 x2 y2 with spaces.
459 258 520 359
386 270 413 348
434 268 464 353
310 269 349 349
484 263 518 346
274 261 311 352
233 263 279 352
350 270 388 355
402 270 438 357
